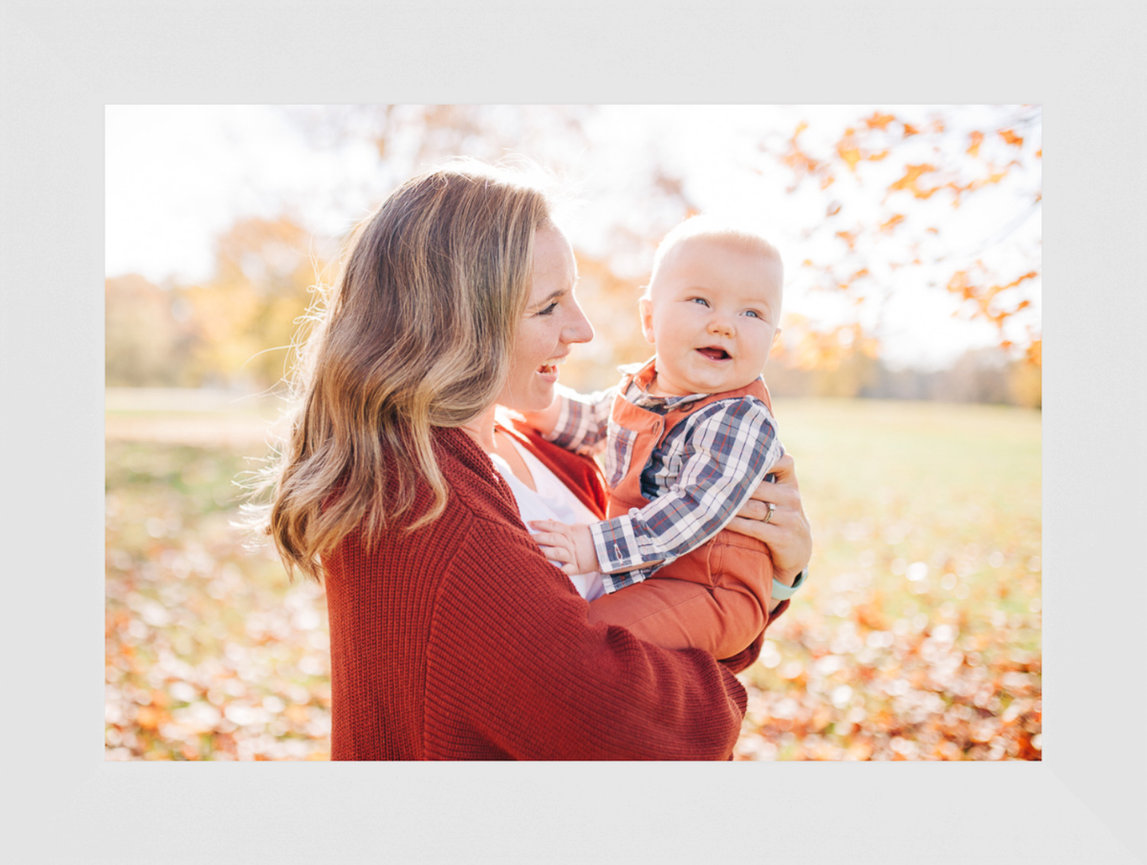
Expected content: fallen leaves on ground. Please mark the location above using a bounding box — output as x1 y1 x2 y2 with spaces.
106 398 1041 760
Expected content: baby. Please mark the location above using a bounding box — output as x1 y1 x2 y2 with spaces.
525 216 804 659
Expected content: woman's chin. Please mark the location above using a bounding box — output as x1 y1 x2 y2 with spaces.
528 388 556 412
498 380 556 414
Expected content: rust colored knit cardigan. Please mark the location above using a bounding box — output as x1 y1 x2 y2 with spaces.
323 425 780 760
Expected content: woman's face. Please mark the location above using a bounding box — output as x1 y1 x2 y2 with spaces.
499 225 593 411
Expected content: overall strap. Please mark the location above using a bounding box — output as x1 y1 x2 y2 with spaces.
606 362 666 515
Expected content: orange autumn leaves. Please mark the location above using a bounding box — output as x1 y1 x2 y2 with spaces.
736 618 1042 761
890 163 942 198
105 439 333 761
947 267 1040 362
771 108 1040 371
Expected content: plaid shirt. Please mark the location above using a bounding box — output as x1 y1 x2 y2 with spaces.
546 376 783 592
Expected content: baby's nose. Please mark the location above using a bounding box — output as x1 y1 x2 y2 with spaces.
707 317 734 337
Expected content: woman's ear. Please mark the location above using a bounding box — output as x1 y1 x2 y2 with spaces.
639 295 656 345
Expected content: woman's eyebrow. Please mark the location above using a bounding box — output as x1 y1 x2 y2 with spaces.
530 287 569 308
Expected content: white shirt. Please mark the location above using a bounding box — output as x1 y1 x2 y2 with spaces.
488 437 607 601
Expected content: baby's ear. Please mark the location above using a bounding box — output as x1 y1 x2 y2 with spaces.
638 295 656 345
763 326 781 361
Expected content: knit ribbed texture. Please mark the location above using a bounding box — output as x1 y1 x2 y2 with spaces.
324 426 748 760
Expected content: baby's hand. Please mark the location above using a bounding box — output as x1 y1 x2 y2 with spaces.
528 520 598 576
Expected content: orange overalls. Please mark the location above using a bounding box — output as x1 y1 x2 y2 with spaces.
585 365 778 660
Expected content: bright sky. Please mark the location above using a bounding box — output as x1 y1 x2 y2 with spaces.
106 105 1040 370
106 105 384 281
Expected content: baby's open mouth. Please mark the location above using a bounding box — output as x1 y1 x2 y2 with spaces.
696 347 731 361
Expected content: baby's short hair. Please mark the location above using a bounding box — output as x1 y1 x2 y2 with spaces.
650 215 781 286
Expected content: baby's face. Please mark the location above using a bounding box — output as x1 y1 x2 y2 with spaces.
640 235 782 397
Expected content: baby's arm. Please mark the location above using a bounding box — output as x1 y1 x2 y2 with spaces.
518 385 613 455
528 519 599 576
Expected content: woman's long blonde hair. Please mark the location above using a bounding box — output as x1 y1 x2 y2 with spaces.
265 161 552 581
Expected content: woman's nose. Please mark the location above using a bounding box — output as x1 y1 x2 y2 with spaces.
563 300 595 344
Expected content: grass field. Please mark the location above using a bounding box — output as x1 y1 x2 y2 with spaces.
105 390 1041 760
739 398 1041 760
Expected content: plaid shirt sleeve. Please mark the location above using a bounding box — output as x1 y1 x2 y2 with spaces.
542 384 614 455
589 397 783 590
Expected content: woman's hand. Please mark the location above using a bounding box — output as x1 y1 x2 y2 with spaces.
726 453 811 586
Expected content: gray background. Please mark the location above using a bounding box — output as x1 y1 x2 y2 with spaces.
2 0 1144 862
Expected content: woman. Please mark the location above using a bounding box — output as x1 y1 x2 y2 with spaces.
268 161 812 760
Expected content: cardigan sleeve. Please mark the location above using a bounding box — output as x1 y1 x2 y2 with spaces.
423 513 748 760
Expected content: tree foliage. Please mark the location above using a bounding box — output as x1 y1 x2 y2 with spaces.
106 105 1041 394
281 105 1043 381
759 106 1041 369
106 274 196 386
107 216 329 390
184 216 326 388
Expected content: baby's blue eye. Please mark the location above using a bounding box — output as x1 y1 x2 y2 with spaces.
743 309 761 319
688 297 710 307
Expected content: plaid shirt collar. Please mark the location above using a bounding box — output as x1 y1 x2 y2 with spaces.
620 358 722 413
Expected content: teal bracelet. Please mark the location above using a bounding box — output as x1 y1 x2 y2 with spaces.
771 568 807 601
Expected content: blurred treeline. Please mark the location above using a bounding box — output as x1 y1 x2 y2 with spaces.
105 217 333 391
105 105 1041 407
106 262 1040 407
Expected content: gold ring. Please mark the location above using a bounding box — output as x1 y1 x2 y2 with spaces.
764 501 776 524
